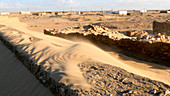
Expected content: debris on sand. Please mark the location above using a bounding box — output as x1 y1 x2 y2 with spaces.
44 25 170 66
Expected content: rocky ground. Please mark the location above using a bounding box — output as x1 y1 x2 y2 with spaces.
1 15 170 96
73 60 170 96
0 26 170 96
21 13 170 33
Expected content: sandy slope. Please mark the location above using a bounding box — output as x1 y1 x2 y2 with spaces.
0 16 169 90
0 41 53 96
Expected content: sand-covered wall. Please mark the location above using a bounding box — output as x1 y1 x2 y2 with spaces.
0 27 78 96
0 33 59 95
0 41 53 96
44 31 170 66
153 21 170 36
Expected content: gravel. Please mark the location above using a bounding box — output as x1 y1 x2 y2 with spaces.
74 60 170 96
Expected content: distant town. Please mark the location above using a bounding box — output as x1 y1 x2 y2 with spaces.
0 9 170 16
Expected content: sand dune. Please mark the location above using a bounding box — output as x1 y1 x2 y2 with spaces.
0 41 53 96
0 16 170 90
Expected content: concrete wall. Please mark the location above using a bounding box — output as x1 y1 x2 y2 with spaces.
153 20 170 36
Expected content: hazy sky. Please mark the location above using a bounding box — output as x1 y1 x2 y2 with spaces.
0 0 169 12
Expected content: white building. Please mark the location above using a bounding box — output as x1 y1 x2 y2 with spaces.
160 10 170 13
41 12 46 16
134 10 147 13
20 11 31 15
118 11 127 15
0 12 10 15
76 11 81 15
140 10 147 13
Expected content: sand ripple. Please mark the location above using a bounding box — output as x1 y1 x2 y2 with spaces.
0 41 53 96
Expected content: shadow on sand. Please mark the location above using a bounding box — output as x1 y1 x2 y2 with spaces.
0 34 78 96
94 42 170 70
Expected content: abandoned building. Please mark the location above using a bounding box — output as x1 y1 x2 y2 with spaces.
160 10 170 13
153 20 170 36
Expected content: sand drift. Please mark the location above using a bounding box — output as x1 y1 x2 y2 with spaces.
0 16 170 95
44 25 170 66
0 37 53 96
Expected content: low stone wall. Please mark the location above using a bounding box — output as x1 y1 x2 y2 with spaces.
153 21 170 36
44 31 170 66
115 39 170 63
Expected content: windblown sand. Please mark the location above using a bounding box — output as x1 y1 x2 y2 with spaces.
0 16 170 91
0 41 53 96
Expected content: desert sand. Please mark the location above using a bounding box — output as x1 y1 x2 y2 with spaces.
20 13 170 33
0 41 53 96
0 16 170 95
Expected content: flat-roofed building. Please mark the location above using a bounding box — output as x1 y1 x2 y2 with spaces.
32 12 47 16
76 11 81 15
160 10 170 13
0 12 10 15
134 10 147 13
118 11 127 15
140 10 147 13
56 12 70 15
20 11 31 15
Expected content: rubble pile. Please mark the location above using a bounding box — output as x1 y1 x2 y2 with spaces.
60 27 80 33
44 25 129 40
44 25 170 66
0 24 169 95
152 33 170 42
44 29 57 35
126 30 139 37
58 25 112 35
126 30 170 43
126 30 148 39
83 25 110 34
82 25 128 40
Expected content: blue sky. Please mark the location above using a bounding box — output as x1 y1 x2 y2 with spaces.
0 0 169 12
